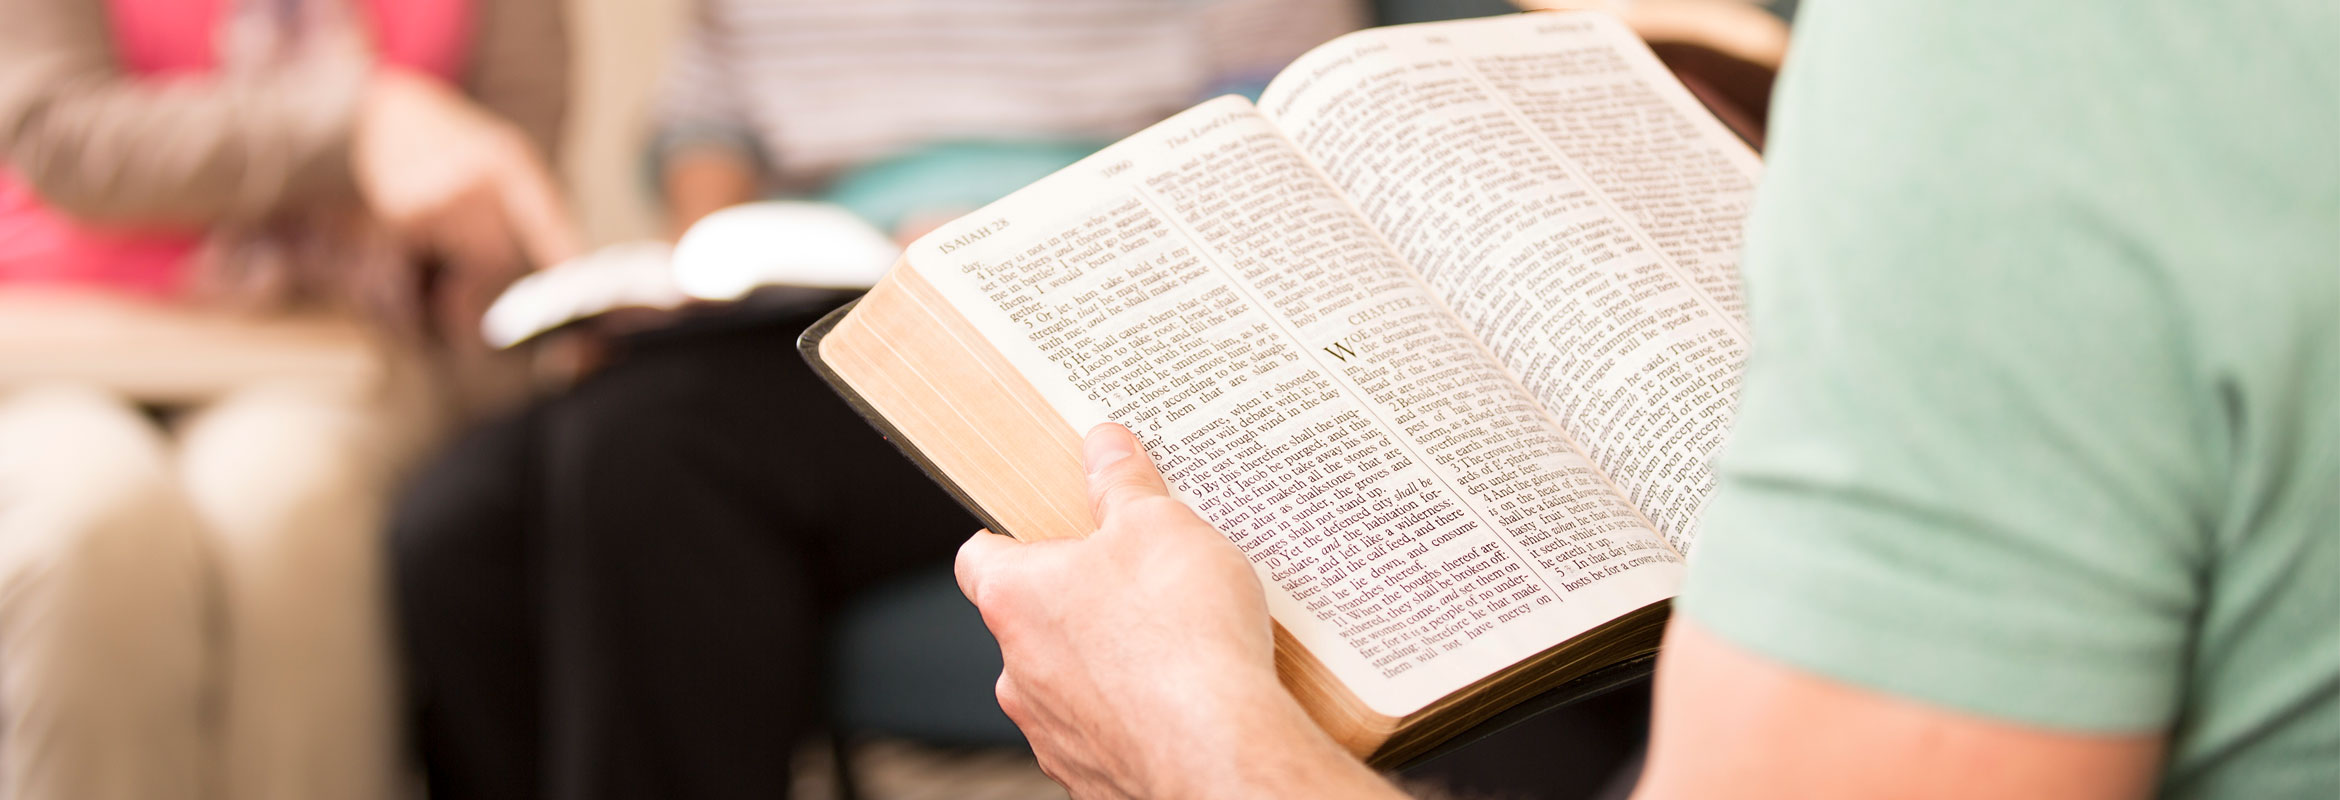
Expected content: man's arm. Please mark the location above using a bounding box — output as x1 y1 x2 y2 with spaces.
1636 619 2162 800
959 424 2166 799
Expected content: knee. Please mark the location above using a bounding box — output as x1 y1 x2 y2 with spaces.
174 384 398 553
0 386 185 545
0 386 205 620
172 386 415 626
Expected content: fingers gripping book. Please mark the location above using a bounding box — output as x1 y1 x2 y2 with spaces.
804 12 1758 765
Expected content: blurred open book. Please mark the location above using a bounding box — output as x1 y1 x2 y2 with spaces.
480 201 902 348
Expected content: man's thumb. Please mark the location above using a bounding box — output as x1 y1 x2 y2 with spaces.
1083 422 1169 526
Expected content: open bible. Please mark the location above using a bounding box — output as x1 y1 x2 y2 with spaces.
804 11 1757 765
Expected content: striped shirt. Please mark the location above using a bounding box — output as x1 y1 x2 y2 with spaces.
654 0 1363 186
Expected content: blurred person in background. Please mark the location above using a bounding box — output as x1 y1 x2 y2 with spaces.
388 2 1363 799
654 0 1367 241
0 0 572 799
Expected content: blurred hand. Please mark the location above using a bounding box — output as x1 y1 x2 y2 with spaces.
352 68 582 342
662 147 759 241
955 423 1401 799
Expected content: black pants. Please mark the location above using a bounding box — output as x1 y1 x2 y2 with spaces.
390 302 977 800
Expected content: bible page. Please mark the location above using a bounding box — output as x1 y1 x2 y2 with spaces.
904 97 1681 716
1260 12 1760 552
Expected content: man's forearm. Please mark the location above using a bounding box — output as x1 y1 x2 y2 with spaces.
1222 727 1408 800
1160 682 1408 800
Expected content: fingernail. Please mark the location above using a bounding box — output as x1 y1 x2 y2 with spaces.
1084 423 1133 475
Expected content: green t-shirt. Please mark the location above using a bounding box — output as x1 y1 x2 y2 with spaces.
1677 1 2338 796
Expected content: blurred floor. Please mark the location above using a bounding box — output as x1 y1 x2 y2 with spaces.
804 737 1526 800
794 740 1065 800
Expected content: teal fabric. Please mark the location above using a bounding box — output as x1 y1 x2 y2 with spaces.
821 140 1106 233
1677 1 2337 797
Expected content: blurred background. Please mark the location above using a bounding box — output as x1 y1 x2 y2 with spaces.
0 2 1790 799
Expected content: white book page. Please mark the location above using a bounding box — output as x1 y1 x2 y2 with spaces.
905 97 1681 716
1261 12 1760 552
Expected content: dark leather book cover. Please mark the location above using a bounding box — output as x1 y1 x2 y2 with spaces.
798 300 1015 539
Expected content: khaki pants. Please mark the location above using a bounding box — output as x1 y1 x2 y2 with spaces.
0 382 431 800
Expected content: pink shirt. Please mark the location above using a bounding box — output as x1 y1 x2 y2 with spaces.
0 0 470 297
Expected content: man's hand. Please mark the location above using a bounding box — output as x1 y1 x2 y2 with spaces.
956 423 1403 799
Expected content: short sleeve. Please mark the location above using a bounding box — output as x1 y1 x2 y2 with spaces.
1677 1 2218 732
